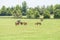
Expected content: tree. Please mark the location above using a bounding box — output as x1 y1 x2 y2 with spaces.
54 9 60 18
40 5 45 15
34 10 40 18
6 7 12 16
13 9 22 18
27 10 31 18
46 5 54 14
0 6 7 16
44 10 50 18
22 1 27 16
27 8 34 18
34 6 40 15
13 5 22 18
16 5 22 17
54 4 60 18
54 4 60 10
15 5 21 10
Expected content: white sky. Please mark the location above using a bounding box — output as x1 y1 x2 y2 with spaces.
0 0 60 8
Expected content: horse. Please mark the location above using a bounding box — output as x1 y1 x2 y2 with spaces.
15 19 27 25
19 22 27 25
35 22 41 25
19 22 23 25
23 22 27 25
15 22 20 26
15 20 21 25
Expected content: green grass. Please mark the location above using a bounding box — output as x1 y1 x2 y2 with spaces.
0 19 60 40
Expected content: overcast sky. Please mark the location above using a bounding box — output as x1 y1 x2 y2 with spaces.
0 0 60 8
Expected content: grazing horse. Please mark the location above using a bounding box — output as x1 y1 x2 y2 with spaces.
15 20 21 25
19 22 23 25
23 22 27 25
35 22 41 25
15 20 27 25
15 22 20 25
16 22 27 25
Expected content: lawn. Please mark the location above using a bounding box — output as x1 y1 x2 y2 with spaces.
0 19 60 40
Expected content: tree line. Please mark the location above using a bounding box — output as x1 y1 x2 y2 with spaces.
0 1 60 19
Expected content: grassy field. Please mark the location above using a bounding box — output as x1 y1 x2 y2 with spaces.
0 19 60 40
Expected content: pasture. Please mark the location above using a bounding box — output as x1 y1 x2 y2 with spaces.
0 19 60 40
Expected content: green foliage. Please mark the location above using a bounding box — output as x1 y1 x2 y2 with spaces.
44 10 50 18
40 6 45 15
46 5 54 14
0 6 7 16
13 5 22 18
27 8 34 18
54 9 60 18
22 1 27 16
6 7 12 16
0 2 60 19
54 4 60 9
34 6 40 15
34 10 40 18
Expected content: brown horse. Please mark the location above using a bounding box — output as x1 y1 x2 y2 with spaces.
35 22 41 25
15 22 20 25
15 20 27 25
23 22 27 25
20 22 27 25
16 22 27 25
19 22 23 25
